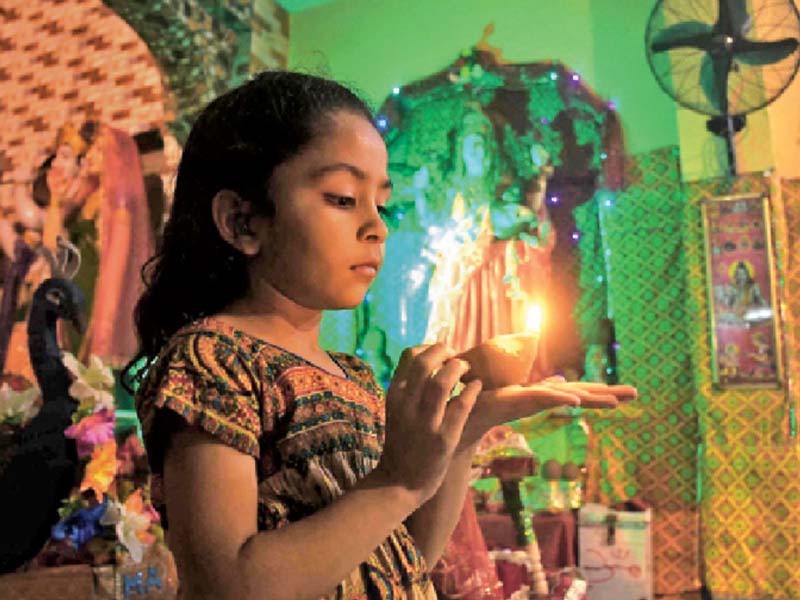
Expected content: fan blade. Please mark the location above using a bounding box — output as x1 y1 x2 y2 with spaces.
734 38 799 65
716 0 750 37
700 52 733 114
651 21 714 53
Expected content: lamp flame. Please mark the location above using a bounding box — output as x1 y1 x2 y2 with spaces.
526 304 543 334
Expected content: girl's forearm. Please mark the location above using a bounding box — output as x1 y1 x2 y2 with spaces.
178 468 421 600
404 443 478 567
403 389 531 566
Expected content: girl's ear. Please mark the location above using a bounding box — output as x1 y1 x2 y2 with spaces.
211 190 261 256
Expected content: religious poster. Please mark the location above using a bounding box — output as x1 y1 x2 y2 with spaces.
702 194 783 388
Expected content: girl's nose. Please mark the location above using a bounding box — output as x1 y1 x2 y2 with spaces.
358 205 388 243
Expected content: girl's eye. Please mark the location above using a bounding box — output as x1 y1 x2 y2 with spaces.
377 205 389 219
325 194 356 207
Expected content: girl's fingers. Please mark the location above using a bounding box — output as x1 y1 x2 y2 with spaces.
547 383 619 409
473 384 584 425
607 384 638 400
530 391 583 409
546 381 638 402
392 344 432 385
420 358 471 429
441 379 482 442
403 343 455 401
576 393 619 409
480 385 582 409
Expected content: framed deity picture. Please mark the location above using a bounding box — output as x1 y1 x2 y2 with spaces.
702 193 783 389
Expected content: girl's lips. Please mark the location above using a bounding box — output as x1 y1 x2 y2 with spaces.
351 264 378 277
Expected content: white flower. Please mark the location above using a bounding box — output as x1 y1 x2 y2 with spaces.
0 383 41 426
62 353 115 412
100 495 154 563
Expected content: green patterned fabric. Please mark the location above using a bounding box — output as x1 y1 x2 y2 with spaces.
578 150 800 598
684 174 800 600
579 147 700 595
574 194 608 345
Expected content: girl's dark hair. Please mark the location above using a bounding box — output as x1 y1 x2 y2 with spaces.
124 71 374 384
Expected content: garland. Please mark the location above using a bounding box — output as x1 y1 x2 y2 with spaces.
0 354 163 565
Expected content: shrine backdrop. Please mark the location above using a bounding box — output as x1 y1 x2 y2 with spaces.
579 158 800 598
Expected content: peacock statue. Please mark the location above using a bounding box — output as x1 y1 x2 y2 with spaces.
0 239 87 573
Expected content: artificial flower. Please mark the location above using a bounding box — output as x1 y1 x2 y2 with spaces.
80 440 118 502
52 499 108 549
101 489 156 562
65 408 116 458
0 382 41 426
62 352 115 413
57 494 86 521
145 504 161 525
116 432 146 477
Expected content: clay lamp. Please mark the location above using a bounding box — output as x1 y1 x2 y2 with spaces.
459 305 542 390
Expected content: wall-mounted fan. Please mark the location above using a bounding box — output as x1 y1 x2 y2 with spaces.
646 0 800 174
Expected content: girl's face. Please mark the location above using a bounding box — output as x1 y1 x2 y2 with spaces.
250 110 391 310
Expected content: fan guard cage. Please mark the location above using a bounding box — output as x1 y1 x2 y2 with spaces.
646 0 800 117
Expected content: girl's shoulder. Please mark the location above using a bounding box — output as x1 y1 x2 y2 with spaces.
172 316 264 358
137 317 266 399
141 317 384 400
134 317 267 467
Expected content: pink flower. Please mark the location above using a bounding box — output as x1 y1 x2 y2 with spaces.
65 409 116 458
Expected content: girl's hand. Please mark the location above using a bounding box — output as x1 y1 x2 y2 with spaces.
375 343 482 505
459 377 638 449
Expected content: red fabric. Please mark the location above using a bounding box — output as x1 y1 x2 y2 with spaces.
83 125 154 367
431 489 504 599
531 511 576 571
494 560 528 598
477 511 577 598
477 513 518 550
478 511 577 569
440 240 554 355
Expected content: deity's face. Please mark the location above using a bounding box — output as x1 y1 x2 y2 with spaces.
47 142 83 203
462 133 486 177
51 143 81 181
734 263 750 285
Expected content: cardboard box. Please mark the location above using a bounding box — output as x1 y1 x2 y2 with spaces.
578 503 652 600
0 544 177 600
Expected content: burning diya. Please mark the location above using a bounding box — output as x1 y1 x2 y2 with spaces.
459 305 542 390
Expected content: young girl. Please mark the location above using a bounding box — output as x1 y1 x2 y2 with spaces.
130 71 635 600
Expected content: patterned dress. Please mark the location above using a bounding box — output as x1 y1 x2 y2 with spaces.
135 317 435 600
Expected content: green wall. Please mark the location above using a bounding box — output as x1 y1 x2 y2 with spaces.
589 0 679 155
288 0 679 156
